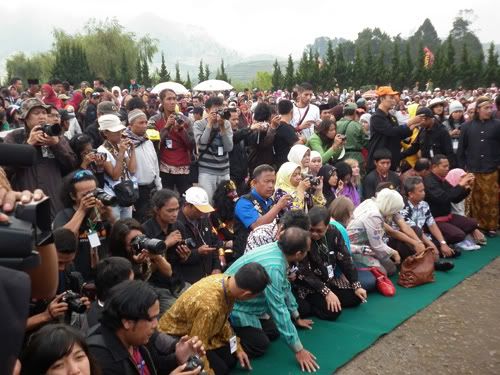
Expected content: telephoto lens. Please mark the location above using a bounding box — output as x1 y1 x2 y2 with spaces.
92 188 117 206
131 235 167 255
41 123 63 137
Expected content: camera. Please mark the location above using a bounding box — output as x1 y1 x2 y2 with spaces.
303 174 321 187
338 134 347 141
131 235 167 255
0 197 52 269
180 238 196 248
174 114 184 125
184 355 207 374
40 123 63 137
61 291 86 314
91 188 117 206
91 149 107 161
216 108 231 120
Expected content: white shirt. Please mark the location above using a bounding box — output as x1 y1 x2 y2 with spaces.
134 139 162 189
291 103 320 140
96 146 135 196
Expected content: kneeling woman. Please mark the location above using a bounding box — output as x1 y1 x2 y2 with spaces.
293 206 367 321
274 161 325 213
347 188 404 276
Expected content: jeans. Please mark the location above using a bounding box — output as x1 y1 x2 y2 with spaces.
112 205 133 220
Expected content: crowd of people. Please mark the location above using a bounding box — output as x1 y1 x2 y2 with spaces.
0 76 499 375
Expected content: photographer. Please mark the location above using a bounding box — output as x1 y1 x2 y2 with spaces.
69 133 106 188
26 227 91 333
142 189 191 314
150 88 194 195
54 170 115 282
193 96 233 201
3 98 78 217
97 113 137 219
108 218 172 282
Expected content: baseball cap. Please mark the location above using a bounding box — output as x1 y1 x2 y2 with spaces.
376 86 399 97
97 101 119 116
344 103 357 111
415 107 434 118
98 114 126 132
184 187 214 213
19 98 50 119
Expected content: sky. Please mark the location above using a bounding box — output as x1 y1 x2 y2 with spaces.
2 0 499 58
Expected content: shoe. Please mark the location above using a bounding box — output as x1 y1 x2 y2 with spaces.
485 230 497 238
455 239 480 251
468 234 487 246
434 260 454 272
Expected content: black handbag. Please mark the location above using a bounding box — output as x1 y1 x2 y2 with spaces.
113 179 139 207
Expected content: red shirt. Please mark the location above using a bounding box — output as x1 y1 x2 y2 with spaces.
132 347 151 375
155 115 193 166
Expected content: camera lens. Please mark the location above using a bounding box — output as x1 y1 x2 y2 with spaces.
41 124 63 137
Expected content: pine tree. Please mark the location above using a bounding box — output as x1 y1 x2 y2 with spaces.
473 50 485 88
413 42 427 89
185 73 192 89
484 42 499 87
459 43 474 89
402 42 414 89
352 46 364 88
335 44 347 88
174 63 182 83
204 64 210 80
364 44 374 85
374 47 388 86
159 52 170 82
119 52 129 87
442 35 456 88
391 39 401 90
216 59 229 81
311 50 321 89
136 59 143 85
296 51 309 84
198 59 205 83
284 54 295 90
271 59 284 90
322 40 336 89
142 58 151 87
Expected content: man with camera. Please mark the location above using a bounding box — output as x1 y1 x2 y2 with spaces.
4 98 78 217
193 96 233 201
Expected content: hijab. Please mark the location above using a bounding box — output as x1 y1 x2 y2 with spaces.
373 188 404 217
318 164 337 205
41 84 62 109
111 86 123 108
275 162 301 194
445 168 466 187
287 144 310 173
68 91 84 111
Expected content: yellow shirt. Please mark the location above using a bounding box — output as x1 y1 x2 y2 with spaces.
158 274 241 374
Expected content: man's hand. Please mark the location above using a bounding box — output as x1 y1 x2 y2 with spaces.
325 291 342 312
207 111 218 126
0 187 45 213
391 251 401 265
176 244 192 261
26 126 45 146
236 350 252 370
169 363 202 375
458 173 474 187
118 138 132 154
270 115 281 129
197 244 216 255
166 114 176 129
295 318 314 330
440 243 455 258
276 194 292 210
333 134 345 149
165 230 182 248
43 134 60 146
413 241 426 253
175 335 206 365
408 114 425 129
46 294 68 320
77 192 98 214
295 349 320 373
299 120 314 130
354 288 368 302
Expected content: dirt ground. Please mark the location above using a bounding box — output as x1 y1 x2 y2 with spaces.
337 257 500 375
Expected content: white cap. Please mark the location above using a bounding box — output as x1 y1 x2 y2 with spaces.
98 114 126 132
184 187 214 213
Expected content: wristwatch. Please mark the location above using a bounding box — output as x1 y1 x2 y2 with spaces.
439 240 447 245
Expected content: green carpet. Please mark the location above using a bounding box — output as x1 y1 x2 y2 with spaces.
233 237 499 375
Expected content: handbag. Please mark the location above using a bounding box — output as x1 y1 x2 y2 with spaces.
358 267 396 297
398 248 435 288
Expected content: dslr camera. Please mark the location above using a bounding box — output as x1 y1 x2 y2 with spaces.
184 355 207 374
61 290 86 314
174 114 185 125
90 188 117 206
180 237 196 248
303 174 321 187
40 123 63 137
131 235 167 255
216 108 231 120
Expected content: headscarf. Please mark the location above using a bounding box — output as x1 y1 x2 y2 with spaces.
373 188 404 217
111 86 123 108
445 168 466 187
310 150 322 161
287 144 311 173
318 164 337 204
275 162 301 194
68 91 84 112
41 84 62 109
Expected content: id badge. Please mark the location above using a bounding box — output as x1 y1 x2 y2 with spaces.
327 265 334 279
218 146 224 156
166 139 173 149
229 335 238 354
88 230 101 248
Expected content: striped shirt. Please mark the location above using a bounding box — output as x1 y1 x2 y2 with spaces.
225 242 303 352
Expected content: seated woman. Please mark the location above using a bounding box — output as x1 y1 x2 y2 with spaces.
274 161 325 213
20 323 100 375
287 144 311 173
293 206 367 321
329 196 376 292
344 158 363 202
335 161 360 207
308 151 323 176
307 118 345 165
347 188 404 276
108 218 173 282
69 133 106 187
318 164 338 207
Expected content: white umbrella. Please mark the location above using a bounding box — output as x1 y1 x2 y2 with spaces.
151 81 189 95
193 79 233 92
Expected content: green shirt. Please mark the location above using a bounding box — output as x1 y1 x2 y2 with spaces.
225 242 303 352
336 117 368 151
307 133 342 163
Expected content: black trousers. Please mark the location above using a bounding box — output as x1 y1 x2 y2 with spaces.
206 344 237 375
133 183 156 223
296 286 361 321
160 172 191 196
232 318 280 358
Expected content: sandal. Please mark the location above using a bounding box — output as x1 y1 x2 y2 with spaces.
485 230 497 238
476 237 487 245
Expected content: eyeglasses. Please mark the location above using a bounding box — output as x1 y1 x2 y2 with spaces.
72 169 95 182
